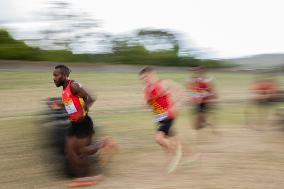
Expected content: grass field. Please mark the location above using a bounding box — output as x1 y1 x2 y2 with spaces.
0 64 284 189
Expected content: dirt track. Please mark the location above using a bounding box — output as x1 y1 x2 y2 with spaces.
0 60 283 189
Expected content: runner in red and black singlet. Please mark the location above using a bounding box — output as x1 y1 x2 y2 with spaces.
53 65 117 182
246 75 280 128
62 80 87 121
139 67 194 173
187 66 217 130
144 80 177 129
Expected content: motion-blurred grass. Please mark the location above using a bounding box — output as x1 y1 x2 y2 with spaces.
0 69 284 188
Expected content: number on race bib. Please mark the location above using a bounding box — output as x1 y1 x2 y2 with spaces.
64 101 77 114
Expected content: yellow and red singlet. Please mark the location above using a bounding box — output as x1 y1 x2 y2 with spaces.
62 80 86 121
144 80 175 122
189 77 212 103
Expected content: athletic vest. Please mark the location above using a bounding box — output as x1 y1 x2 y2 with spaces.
144 80 175 121
62 80 86 121
251 81 278 100
189 77 212 103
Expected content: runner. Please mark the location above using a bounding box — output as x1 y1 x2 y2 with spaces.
139 66 188 173
187 66 217 130
247 73 280 128
53 65 117 185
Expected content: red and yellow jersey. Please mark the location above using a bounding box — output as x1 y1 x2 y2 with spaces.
144 80 175 121
62 80 87 121
188 77 213 103
251 81 279 100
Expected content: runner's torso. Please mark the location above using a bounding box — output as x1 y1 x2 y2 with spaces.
189 77 213 103
62 80 87 121
144 80 175 121
251 81 278 100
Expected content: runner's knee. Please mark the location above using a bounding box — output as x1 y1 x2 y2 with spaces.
155 133 165 145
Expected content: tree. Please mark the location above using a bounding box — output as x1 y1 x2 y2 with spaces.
32 0 100 51
136 29 180 54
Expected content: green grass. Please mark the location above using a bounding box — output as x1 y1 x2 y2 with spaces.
0 70 276 117
1 69 284 188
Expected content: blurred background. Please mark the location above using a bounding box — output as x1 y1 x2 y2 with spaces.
0 0 284 188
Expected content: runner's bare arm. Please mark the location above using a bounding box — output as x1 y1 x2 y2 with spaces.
70 82 96 110
55 101 65 108
47 98 64 109
162 80 185 105
185 78 193 91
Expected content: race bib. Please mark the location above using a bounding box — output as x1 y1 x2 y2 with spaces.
190 92 211 98
154 112 168 122
64 100 77 114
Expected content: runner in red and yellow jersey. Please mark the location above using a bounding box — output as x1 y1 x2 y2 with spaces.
144 79 177 132
250 78 279 105
139 67 189 173
53 65 117 183
187 66 217 130
246 74 280 128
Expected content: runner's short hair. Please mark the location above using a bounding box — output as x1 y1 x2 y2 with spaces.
139 66 154 75
55 65 71 77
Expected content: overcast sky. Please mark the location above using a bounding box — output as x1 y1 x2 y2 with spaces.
1 0 284 58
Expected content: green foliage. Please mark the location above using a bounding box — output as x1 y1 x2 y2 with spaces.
0 29 227 68
0 30 41 60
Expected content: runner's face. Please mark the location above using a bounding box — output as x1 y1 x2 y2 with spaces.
140 73 153 84
194 69 204 77
53 69 66 87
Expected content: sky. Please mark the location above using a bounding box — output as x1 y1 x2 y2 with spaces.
0 0 284 59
